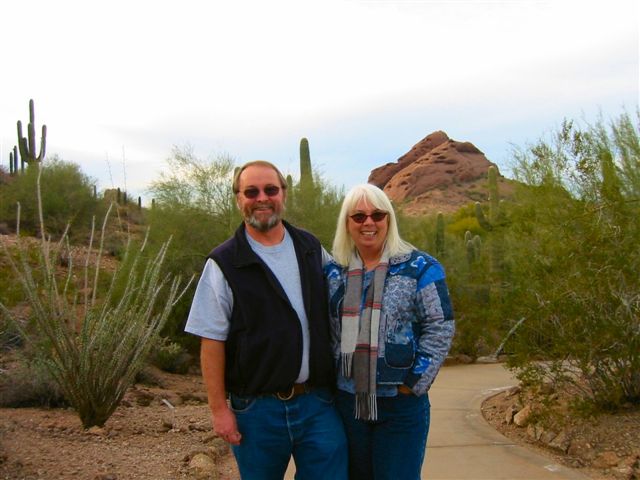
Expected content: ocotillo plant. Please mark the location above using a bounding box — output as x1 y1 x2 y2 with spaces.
435 212 445 257
17 99 47 167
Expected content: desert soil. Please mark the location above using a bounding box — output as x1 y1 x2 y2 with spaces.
1 366 639 480
0 369 239 480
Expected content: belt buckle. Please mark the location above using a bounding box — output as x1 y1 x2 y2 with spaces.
276 385 295 401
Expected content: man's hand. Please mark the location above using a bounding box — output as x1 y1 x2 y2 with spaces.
201 338 242 445
212 404 242 445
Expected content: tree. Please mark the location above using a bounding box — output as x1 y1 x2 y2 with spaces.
145 147 239 345
505 111 640 410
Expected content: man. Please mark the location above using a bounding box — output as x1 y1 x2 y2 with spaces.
185 160 347 479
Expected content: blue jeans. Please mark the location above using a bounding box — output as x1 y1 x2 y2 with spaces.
229 388 348 480
335 390 430 480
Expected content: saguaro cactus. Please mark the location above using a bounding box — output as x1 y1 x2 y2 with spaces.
17 99 47 167
299 137 313 190
474 165 506 297
9 146 18 175
464 230 482 265
286 174 294 206
474 166 504 231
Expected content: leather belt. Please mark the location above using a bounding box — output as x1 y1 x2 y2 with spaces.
275 383 309 401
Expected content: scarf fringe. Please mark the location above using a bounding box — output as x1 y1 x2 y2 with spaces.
355 392 378 421
341 352 354 378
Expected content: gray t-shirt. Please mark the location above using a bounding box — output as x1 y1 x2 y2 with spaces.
185 229 331 384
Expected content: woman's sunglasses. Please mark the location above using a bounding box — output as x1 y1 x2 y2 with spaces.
241 185 282 199
349 211 388 224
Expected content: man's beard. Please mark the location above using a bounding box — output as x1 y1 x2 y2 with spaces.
244 202 284 232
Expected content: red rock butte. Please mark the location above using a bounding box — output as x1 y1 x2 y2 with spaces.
368 131 511 215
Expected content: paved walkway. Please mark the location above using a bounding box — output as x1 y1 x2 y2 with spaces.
422 363 590 479
285 363 591 479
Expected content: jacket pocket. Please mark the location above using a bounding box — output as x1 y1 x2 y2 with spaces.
384 342 415 369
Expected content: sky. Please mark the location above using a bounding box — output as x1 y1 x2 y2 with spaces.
1 0 638 204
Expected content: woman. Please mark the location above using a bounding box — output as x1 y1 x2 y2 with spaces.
325 184 455 479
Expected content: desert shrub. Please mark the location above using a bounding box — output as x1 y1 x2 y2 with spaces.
150 337 193 374
0 156 100 238
0 354 67 408
0 166 190 427
284 168 344 250
146 147 239 349
505 111 640 411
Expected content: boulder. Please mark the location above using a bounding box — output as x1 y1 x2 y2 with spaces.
513 405 532 427
188 453 217 480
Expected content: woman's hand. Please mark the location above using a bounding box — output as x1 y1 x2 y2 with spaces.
398 384 413 395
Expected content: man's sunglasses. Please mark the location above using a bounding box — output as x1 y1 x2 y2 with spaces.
240 185 282 199
349 211 388 224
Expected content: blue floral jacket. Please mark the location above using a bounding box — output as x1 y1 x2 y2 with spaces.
324 249 455 396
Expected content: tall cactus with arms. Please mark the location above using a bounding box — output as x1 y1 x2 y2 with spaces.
474 165 506 298
17 99 47 167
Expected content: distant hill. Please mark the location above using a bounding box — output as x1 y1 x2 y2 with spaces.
368 131 515 215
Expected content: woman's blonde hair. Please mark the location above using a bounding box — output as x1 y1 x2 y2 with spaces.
332 183 414 266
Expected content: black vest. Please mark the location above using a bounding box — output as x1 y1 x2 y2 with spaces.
208 221 334 395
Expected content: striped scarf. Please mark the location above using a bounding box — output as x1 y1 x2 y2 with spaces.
340 247 389 421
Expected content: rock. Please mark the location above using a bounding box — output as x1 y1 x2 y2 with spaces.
208 438 230 458
513 405 532 427
613 466 633 477
158 390 183 407
505 405 518 425
129 388 154 406
476 355 499 364
538 382 555 395
158 417 174 432
188 452 217 480
87 426 107 436
505 386 521 398
366 130 520 215
568 439 595 460
526 423 544 441
188 422 209 432
592 451 620 468
180 391 208 404
202 433 219 444
368 131 450 189
539 429 557 445
382 138 495 203
549 430 571 453
443 354 473 366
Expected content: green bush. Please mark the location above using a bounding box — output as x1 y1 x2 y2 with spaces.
150 337 193 374
285 169 344 250
146 147 239 348
0 354 67 408
0 156 100 238
505 111 640 411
